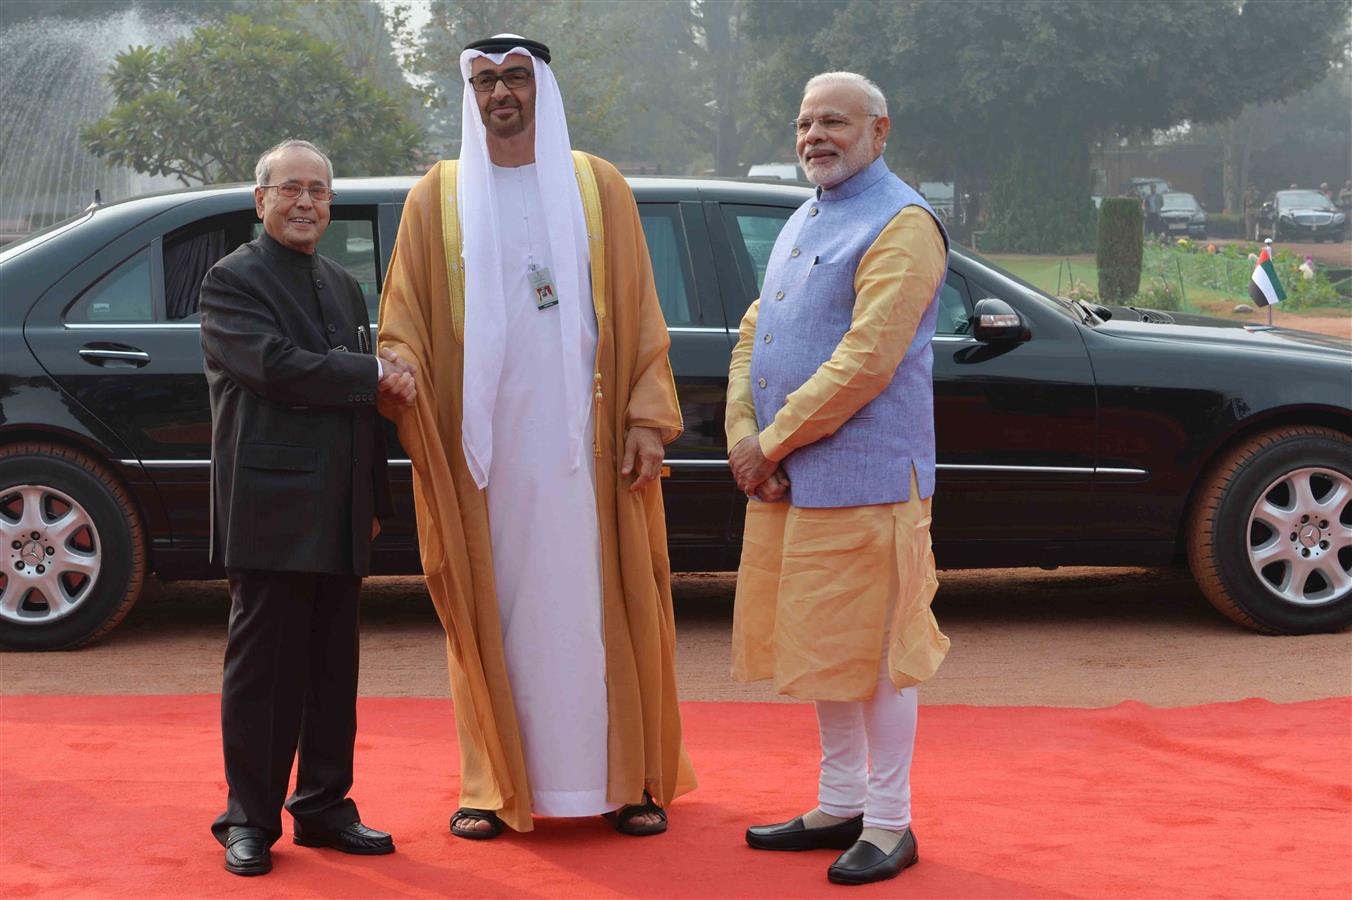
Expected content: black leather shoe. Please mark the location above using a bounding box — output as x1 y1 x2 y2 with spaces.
746 813 863 851
294 820 395 855
827 827 919 886
224 826 272 876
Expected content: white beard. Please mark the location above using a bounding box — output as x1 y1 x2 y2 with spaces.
801 139 876 189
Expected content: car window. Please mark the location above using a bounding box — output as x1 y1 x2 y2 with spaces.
936 270 971 336
164 212 255 322
65 248 153 323
251 214 380 320
637 204 698 326
722 204 793 293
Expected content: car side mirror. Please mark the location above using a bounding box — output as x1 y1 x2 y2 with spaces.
970 298 1029 343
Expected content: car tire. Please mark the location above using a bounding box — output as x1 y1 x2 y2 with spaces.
0 442 145 650
1188 426 1352 634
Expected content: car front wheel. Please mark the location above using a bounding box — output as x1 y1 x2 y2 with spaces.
1188 426 1352 634
0 443 146 650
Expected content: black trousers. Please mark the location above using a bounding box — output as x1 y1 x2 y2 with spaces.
211 568 363 846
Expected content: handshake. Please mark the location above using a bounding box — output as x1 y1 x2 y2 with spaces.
377 347 417 407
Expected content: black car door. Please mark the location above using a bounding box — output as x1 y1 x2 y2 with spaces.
23 198 395 571
930 258 1097 566
635 198 738 570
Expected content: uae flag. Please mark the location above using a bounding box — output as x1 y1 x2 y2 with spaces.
1249 246 1286 307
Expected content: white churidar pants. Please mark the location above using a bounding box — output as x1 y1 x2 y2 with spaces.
813 653 919 831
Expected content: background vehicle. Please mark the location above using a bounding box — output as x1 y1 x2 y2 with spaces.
1157 192 1208 239
919 181 955 220
1122 177 1172 200
2 177 1349 649
745 163 803 182
1261 189 1348 242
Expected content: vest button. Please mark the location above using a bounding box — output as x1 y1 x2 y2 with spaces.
763 333 773 344
327 323 337 333
791 248 801 257
315 279 324 289
810 207 819 217
775 290 784 300
757 377 767 389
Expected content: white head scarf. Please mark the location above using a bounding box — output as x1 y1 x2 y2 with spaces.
458 36 590 489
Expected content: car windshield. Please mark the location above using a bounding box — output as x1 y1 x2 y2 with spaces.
956 245 1084 319
1280 191 1335 211
1161 193 1198 211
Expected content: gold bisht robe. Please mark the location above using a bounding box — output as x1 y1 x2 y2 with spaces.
377 152 695 833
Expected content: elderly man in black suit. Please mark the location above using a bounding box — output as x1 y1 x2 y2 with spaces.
200 138 415 876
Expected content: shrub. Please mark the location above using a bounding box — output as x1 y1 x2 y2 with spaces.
1140 242 1351 310
1207 213 1245 239
1133 279 1182 311
1096 198 1143 301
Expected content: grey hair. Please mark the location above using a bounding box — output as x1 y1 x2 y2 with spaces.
803 72 888 117
254 139 333 186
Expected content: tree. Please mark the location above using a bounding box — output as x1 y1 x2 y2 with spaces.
768 0 1347 253
1180 60 1351 211
82 15 422 184
400 0 640 158
399 0 769 174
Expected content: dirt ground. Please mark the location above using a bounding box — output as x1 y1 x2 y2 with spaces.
3 568 1348 708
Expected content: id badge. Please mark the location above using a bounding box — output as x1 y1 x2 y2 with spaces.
528 265 558 311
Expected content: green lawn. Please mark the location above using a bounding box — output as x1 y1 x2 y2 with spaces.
983 252 1347 319
986 253 1246 311
984 253 1099 296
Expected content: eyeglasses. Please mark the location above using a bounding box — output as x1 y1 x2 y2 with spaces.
793 114 879 136
468 67 533 93
259 183 335 203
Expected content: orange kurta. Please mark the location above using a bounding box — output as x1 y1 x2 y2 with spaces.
376 153 695 833
726 209 950 701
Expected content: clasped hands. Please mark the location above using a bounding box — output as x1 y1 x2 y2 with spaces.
377 348 417 407
729 435 789 503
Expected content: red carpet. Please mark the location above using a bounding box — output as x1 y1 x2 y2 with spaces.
1 695 1348 898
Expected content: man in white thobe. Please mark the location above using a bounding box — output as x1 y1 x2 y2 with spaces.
377 33 690 840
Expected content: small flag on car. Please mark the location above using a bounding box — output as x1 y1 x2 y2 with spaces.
1249 243 1286 308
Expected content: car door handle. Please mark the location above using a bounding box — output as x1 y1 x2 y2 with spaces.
78 343 151 367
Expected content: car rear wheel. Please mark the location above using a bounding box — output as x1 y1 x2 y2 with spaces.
1188 426 1352 634
0 442 145 650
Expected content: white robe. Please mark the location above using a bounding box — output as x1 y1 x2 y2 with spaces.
484 163 612 816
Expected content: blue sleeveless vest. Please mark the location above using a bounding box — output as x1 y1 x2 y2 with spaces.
750 156 948 508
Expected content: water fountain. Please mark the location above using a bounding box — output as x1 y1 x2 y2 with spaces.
0 8 196 240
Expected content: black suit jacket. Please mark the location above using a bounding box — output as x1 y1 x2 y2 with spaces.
200 232 393 575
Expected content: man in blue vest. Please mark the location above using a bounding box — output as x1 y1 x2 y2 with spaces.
726 71 951 887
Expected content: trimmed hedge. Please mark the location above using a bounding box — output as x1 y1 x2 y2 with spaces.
1207 213 1245 239
1097 198 1143 302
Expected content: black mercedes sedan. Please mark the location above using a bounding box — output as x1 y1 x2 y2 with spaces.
1156 192 1207 239
2 176 1349 650
1263 189 1348 243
